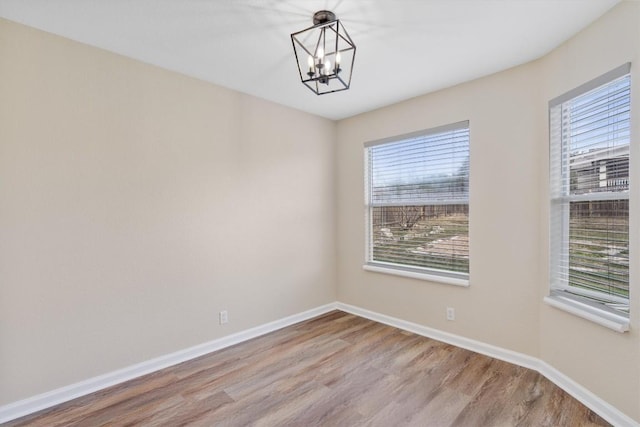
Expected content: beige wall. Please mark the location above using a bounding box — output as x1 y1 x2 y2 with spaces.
336 1 639 421
0 18 336 405
337 60 543 356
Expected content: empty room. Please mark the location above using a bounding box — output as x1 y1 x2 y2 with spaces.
1 1 639 425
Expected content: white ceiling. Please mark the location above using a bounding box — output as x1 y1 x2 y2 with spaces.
0 0 620 120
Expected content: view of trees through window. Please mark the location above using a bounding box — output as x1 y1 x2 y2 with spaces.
371 204 469 273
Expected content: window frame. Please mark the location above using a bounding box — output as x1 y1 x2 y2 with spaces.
547 63 631 332
363 121 470 286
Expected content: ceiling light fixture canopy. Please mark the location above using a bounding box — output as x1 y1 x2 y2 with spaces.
291 10 356 95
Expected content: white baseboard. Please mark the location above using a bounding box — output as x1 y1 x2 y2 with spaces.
0 303 337 424
538 361 638 427
2 301 637 426
335 302 540 370
335 302 638 427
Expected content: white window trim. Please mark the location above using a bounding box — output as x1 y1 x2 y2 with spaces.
362 263 470 287
544 295 629 333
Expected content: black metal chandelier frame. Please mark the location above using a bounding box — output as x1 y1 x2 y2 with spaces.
291 10 356 95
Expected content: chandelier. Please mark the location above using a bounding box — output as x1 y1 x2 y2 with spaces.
290 10 356 95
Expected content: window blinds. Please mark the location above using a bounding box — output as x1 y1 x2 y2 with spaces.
365 122 470 278
550 66 630 314
366 122 469 206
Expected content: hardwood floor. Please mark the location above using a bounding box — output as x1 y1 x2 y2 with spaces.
5 311 610 426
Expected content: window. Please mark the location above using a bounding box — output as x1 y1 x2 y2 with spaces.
549 64 631 329
364 121 470 285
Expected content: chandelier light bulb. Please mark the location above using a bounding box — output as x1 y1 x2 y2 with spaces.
307 55 314 70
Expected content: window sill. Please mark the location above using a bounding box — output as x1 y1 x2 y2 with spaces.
543 295 630 333
362 264 469 287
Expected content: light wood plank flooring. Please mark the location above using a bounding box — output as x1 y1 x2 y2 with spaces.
4 311 610 426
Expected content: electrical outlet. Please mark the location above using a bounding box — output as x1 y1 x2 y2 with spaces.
219 310 228 325
446 307 455 321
